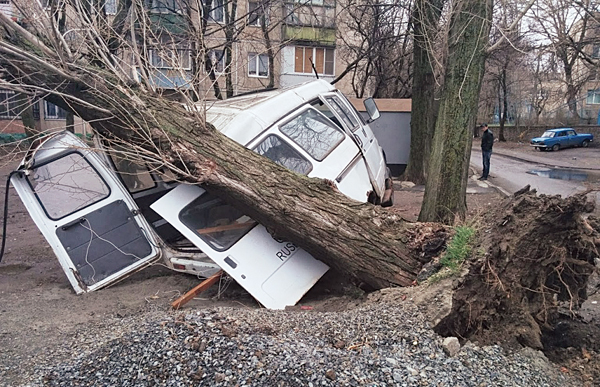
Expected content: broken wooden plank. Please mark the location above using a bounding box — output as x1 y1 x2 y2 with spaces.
171 270 224 309
195 221 255 235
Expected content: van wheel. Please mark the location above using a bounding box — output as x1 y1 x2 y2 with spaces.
381 168 394 207
367 191 379 205
552 144 560 151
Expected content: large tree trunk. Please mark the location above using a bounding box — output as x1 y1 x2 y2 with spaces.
419 0 493 224
403 0 444 185
0 18 449 290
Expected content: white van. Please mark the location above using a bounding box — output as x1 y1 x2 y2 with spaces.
8 80 392 309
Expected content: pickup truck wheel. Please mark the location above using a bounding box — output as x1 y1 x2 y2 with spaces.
552 144 560 151
534 146 540 151
582 140 590 148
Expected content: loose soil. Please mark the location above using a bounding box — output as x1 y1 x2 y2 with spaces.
1 154 599 386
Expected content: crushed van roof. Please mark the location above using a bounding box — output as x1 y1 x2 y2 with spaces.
200 80 335 146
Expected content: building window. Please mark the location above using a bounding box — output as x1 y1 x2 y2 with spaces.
44 100 67 119
284 0 336 28
148 0 183 13
0 0 10 4
248 1 268 26
149 48 191 70
248 52 269 77
593 44 600 59
32 99 40 119
209 0 224 22
104 0 117 14
208 50 227 73
587 90 600 104
0 90 19 119
294 46 334 76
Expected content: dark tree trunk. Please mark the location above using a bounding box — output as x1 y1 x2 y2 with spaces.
224 0 238 98
404 0 444 185
65 111 74 133
260 15 275 89
498 66 507 142
17 93 36 139
419 0 493 224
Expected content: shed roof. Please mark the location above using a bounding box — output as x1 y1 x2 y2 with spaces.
348 98 411 113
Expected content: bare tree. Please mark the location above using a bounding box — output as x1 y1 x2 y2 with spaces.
335 0 413 98
484 0 531 141
528 0 595 121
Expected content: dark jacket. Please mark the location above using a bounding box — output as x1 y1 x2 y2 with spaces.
481 129 494 151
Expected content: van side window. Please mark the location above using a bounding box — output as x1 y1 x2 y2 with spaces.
279 108 344 161
109 146 156 193
179 193 257 252
310 99 343 129
325 96 359 130
253 135 313 175
27 153 110 220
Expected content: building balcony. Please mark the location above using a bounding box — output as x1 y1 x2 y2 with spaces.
282 25 336 46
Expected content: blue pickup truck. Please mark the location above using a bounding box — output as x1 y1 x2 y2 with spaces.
530 128 593 151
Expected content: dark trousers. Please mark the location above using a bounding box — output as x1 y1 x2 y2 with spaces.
482 150 492 178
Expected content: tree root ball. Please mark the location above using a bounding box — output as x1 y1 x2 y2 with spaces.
435 187 598 349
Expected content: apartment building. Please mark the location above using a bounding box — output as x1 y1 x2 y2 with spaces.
1 0 353 138
0 0 91 138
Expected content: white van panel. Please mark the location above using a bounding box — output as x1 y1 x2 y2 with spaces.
150 184 329 309
10 133 160 294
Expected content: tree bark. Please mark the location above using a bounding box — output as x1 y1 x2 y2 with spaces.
0 22 449 290
403 0 444 185
419 0 493 224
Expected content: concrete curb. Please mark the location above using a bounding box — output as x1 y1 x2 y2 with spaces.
468 166 511 198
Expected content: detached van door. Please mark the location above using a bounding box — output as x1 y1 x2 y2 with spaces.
10 132 159 294
150 184 328 309
321 93 387 195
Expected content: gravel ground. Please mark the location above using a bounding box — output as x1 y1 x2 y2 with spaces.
14 300 576 387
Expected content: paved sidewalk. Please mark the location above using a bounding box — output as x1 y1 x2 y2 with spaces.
473 141 600 170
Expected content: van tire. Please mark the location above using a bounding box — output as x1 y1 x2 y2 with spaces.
380 168 394 207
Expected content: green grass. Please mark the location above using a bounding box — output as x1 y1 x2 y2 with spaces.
427 226 476 284
440 226 476 272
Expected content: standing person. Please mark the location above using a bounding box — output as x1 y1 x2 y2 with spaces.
479 123 493 180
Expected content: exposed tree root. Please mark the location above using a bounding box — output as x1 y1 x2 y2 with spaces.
435 186 598 349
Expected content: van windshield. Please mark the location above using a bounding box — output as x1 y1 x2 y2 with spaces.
279 108 344 161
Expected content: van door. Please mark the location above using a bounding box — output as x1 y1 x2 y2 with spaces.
10 132 160 294
319 93 387 196
150 184 329 309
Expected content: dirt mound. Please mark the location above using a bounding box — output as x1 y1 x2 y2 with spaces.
435 187 598 350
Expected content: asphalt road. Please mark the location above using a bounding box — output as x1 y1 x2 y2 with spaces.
470 145 600 201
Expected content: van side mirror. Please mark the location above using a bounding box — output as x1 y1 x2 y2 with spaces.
364 97 380 123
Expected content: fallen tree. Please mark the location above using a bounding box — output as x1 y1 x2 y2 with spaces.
0 11 449 289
